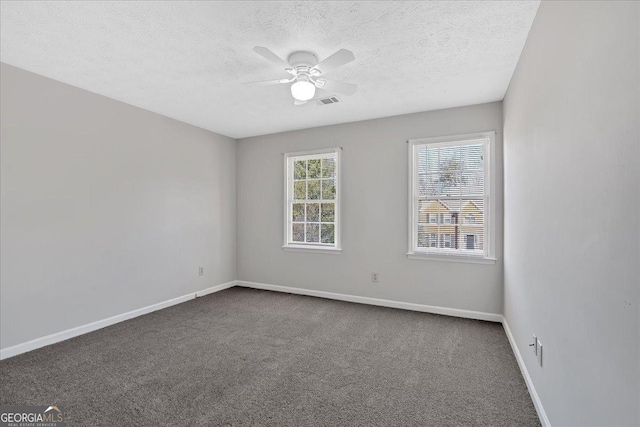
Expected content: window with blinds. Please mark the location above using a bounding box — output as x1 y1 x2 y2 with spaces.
283 148 341 252
408 132 495 262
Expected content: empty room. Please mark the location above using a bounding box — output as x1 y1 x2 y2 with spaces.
0 1 638 426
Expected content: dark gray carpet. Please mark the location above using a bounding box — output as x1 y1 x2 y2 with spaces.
1 287 540 426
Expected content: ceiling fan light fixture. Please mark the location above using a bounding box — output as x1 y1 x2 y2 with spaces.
247 46 357 104
291 78 316 101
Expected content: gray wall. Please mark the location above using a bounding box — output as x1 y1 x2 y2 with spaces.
237 102 503 315
0 63 237 349
503 2 639 426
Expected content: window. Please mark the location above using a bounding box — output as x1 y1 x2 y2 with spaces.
407 132 495 263
284 148 341 253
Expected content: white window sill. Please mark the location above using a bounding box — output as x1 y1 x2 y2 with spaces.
283 245 342 254
407 252 496 264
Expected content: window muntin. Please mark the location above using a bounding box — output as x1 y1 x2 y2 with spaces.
284 148 341 251
408 133 494 260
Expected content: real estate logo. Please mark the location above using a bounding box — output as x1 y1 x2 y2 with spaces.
0 405 64 427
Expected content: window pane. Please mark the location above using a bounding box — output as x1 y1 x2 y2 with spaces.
461 171 484 196
416 147 427 173
322 179 336 199
420 173 440 197
321 224 335 244
417 225 429 248
308 159 321 179
418 200 448 224
417 200 431 223
308 180 321 199
460 144 484 171
460 199 484 250
438 144 462 196
292 203 305 222
322 158 336 178
416 173 431 197
439 172 462 197
306 203 320 222
441 200 460 224
321 203 335 222
439 146 461 173
418 226 440 248
420 146 439 173
292 223 304 242
294 160 307 180
294 181 306 200
439 232 456 249
306 223 319 243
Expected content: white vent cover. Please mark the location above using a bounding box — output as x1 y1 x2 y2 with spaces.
316 96 341 105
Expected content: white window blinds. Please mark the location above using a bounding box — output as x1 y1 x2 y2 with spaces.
408 133 494 261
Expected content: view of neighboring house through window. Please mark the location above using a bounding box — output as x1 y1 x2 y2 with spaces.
283 148 341 252
441 233 454 248
408 132 494 260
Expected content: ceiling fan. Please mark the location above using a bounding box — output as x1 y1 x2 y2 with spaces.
244 46 357 106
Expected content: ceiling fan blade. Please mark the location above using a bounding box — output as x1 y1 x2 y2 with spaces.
319 79 357 96
314 49 355 74
253 46 290 68
314 87 332 97
243 78 292 86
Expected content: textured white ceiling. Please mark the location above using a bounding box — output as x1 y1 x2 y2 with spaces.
0 1 539 138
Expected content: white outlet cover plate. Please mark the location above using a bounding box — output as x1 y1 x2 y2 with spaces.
537 339 543 367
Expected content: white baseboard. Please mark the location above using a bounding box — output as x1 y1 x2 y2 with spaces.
236 280 502 322
502 317 551 427
0 280 236 360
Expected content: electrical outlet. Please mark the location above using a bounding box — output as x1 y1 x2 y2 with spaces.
529 335 537 354
371 272 378 282
537 339 543 367
198 267 204 276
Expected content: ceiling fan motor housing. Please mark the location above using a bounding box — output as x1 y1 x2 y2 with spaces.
287 51 318 68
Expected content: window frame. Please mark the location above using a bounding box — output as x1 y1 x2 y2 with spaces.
283 147 342 254
407 131 496 264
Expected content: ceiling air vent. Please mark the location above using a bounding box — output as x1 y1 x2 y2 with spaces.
316 96 341 105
